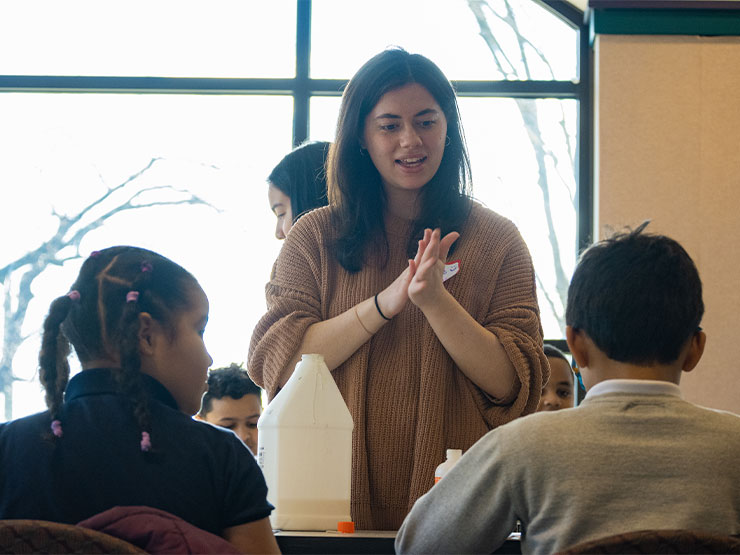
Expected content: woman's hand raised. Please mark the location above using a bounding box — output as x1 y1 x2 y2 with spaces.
375 228 459 319
408 228 459 311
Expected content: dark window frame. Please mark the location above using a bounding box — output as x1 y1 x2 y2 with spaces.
0 0 592 250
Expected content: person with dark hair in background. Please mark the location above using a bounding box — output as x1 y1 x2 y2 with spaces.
198 363 262 456
249 48 546 530
396 223 740 554
267 140 330 240
0 247 279 554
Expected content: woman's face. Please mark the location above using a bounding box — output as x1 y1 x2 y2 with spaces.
268 184 293 240
361 83 447 200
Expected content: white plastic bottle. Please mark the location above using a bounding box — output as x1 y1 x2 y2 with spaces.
434 449 462 484
257 354 354 531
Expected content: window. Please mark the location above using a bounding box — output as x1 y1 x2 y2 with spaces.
0 0 589 421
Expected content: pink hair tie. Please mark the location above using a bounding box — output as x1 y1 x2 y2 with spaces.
51 420 63 438
141 261 153 273
126 291 139 303
90 251 101 258
67 290 81 301
140 431 152 452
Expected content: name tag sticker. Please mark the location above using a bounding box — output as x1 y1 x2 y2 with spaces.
443 260 461 282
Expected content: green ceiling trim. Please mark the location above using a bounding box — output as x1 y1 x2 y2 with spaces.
590 9 740 44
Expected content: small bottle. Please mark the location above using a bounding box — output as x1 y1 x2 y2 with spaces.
434 449 462 484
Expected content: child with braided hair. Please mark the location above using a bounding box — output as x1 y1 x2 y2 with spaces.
0 246 279 554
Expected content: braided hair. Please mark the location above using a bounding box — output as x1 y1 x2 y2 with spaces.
38 246 199 450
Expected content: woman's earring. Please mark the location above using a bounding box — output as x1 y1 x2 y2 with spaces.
359 146 367 156
445 135 451 147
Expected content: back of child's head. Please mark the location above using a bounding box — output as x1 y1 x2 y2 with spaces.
199 363 262 417
39 246 199 447
268 140 330 223
566 222 704 365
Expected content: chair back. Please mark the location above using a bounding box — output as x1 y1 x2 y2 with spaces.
557 528 740 554
0 519 145 554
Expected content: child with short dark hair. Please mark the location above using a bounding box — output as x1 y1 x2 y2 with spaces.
397 224 740 554
198 363 262 455
0 246 278 554
537 344 575 412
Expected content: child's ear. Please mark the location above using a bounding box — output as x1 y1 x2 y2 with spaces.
565 326 589 370
137 312 158 356
682 330 706 373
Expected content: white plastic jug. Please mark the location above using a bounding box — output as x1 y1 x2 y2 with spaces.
257 354 354 531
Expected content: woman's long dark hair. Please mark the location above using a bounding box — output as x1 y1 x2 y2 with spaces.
328 47 472 272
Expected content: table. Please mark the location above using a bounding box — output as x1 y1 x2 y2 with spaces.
274 530 522 554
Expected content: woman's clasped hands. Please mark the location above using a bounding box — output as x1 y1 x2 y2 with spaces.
377 228 460 318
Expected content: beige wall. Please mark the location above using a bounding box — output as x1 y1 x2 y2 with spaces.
594 34 740 413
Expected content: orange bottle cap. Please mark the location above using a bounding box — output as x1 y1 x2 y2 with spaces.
337 521 355 534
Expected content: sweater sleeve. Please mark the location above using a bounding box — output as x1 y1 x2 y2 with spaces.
248 215 326 400
395 427 519 554
474 218 548 423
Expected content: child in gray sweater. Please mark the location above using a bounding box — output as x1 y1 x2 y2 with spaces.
396 223 740 554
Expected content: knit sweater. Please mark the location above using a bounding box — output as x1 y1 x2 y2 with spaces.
396 381 740 554
248 202 547 530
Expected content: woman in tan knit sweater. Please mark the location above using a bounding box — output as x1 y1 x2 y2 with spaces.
249 48 548 530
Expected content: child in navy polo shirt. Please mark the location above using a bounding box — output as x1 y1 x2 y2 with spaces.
0 246 279 554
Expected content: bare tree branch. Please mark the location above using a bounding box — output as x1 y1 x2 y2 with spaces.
62 185 219 249
469 1 517 77
72 157 163 225
1 160 160 280
467 0 577 330
1 157 219 419
536 272 560 326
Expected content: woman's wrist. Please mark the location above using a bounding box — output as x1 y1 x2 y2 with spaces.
354 296 391 337
414 287 454 318
375 289 402 321
374 293 392 321
354 305 373 336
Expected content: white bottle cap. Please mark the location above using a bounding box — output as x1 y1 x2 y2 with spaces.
446 449 463 460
